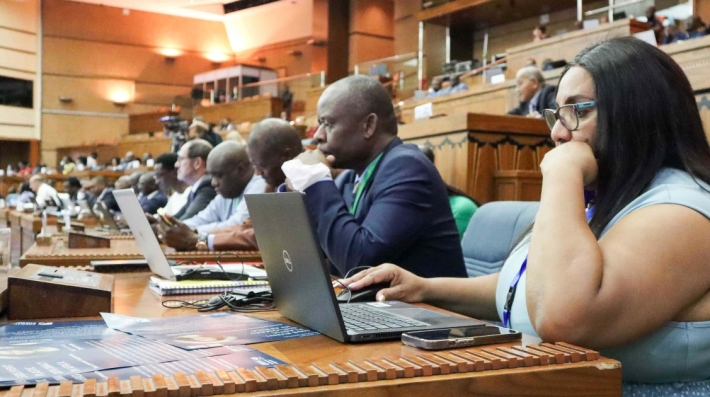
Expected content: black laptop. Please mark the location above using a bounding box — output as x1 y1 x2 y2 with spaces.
245 192 482 343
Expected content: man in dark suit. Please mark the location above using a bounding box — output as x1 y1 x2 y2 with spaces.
85 176 120 212
283 75 467 279
173 139 216 220
507 66 557 117
137 172 168 215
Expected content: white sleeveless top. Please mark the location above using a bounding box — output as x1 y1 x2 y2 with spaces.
495 168 710 385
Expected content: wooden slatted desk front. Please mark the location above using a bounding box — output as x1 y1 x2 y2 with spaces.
19 236 261 268
0 272 622 396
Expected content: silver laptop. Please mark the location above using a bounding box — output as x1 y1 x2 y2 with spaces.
245 192 482 343
77 199 120 231
113 189 266 281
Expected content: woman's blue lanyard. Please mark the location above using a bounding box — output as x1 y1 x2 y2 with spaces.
502 205 595 328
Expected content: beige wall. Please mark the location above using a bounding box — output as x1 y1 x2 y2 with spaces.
0 0 40 142
40 0 235 165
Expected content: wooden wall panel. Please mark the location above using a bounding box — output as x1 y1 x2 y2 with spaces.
43 37 222 86
42 0 232 54
0 140 31 172
349 35 396 70
349 0 395 69
0 0 38 33
0 28 37 53
0 48 36 74
351 0 395 37
0 106 34 127
41 114 128 150
43 76 189 114
235 40 315 77
405 132 470 194
117 137 173 160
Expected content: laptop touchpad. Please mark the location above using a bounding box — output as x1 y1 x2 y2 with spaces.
388 308 453 322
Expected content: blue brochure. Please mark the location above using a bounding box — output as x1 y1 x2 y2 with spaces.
101 312 319 350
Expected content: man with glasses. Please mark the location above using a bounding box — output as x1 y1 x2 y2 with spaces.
173 139 216 220
508 66 557 118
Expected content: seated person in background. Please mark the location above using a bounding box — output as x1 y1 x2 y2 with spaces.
426 76 443 98
142 153 153 166
686 15 708 39
283 75 468 279
508 66 557 118
29 175 61 208
85 176 120 212
63 177 86 205
418 145 478 240
109 157 121 171
61 156 76 174
161 118 302 251
153 152 188 216
166 141 265 235
17 160 32 176
87 152 98 169
532 24 547 42
128 171 143 194
16 182 35 206
646 6 664 44
342 37 710 395
114 175 132 190
76 156 88 171
173 139 216 220
524 57 537 66
137 172 168 215
189 117 223 148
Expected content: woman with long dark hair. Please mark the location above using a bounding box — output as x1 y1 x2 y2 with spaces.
341 37 710 394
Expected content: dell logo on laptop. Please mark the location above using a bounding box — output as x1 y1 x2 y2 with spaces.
282 250 293 272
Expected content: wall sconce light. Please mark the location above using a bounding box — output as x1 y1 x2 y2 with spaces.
58 96 73 103
110 90 131 107
160 48 182 62
113 101 128 107
254 56 266 63
287 50 303 57
306 39 327 47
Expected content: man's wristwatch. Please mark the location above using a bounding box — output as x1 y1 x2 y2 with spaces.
195 234 209 251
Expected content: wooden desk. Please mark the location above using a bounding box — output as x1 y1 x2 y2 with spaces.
0 175 26 197
19 236 261 268
0 208 9 228
1 272 622 396
194 97 284 124
399 113 551 203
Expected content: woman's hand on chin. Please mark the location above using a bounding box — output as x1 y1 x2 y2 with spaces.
337 263 429 303
541 142 598 187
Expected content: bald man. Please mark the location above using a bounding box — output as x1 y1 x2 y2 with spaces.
247 118 304 189
159 141 265 251
137 172 168 215
280 75 467 279
508 66 557 117
161 119 301 251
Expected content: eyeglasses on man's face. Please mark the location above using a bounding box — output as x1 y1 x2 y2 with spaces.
543 101 596 131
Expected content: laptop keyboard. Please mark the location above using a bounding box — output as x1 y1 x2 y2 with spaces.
340 305 429 331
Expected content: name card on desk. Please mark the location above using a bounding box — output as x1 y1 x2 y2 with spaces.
8 264 114 320
414 102 433 120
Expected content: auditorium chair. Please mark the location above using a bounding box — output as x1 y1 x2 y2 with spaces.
461 201 539 278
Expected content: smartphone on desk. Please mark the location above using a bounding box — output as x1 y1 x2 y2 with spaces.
401 325 522 350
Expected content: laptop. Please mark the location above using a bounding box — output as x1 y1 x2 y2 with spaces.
77 199 122 232
245 192 483 343
112 188 267 281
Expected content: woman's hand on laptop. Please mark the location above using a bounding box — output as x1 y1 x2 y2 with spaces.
339 264 428 303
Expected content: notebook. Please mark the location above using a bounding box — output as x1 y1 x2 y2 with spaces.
149 277 270 296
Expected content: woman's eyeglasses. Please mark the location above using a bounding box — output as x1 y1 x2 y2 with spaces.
543 101 596 131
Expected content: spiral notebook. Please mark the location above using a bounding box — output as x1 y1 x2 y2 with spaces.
149 276 270 296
